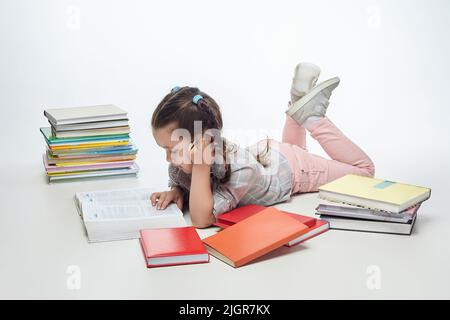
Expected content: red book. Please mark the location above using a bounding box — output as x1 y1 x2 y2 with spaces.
139 227 209 268
213 204 329 247
203 208 310 268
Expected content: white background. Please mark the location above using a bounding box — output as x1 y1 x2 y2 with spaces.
0 0 449 299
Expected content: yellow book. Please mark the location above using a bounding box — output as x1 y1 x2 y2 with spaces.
47 170 100 176
49 141 129 150
51 155 136 166
318 174 431 213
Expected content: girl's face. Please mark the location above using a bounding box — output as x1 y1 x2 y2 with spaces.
152 122 194 174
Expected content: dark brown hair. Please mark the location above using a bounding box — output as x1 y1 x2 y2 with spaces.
151 86 270 184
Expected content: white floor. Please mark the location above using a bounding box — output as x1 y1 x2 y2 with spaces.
0 165 448 299
0 0 449 299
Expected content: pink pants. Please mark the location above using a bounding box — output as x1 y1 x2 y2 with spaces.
274 113 375 195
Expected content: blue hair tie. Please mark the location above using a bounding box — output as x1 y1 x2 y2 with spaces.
171 86 181 93
192 94 203 105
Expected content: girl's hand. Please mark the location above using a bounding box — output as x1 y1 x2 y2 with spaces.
150 187 184 210
189 135 215 166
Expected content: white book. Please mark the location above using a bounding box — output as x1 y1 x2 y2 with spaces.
319 214 417 235
52 127 131 139
316 199 420 223
74 187 187 242
48 163 139 182
44 104 128 125
51 119 129 131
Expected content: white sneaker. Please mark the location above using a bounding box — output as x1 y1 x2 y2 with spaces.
286 77 340 126
291 62 321 101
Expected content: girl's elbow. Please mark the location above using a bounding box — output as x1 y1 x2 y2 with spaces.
192 221 212 229
192 213 216 229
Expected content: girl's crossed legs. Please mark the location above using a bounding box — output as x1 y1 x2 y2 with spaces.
280 110 375 194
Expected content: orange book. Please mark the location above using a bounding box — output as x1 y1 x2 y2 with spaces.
202 207 309 268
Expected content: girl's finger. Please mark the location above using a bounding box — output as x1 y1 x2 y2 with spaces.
150 192 161 206
156 193 167 209
159 198 171 210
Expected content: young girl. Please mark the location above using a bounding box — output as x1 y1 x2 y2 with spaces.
150 62 375 228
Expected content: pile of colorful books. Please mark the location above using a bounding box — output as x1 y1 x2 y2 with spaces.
40 104 139 182
316 174 431 235
73 184 330 268
140 204 329 268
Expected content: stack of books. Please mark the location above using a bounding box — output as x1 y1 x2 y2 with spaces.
316 174 431 235
40 104 139 182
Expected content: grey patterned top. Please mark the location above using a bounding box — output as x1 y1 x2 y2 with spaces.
168 138 293 217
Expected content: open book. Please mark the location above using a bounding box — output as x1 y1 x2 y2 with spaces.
74 188 187 242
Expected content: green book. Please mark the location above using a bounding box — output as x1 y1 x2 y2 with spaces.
40 127 130 144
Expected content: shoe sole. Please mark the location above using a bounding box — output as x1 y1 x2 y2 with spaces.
286 76 340 117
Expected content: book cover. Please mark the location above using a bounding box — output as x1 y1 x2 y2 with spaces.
49 163 139 181
44 104 128 125
319 214 417 235
43 154 134 172
318 174 431 213
316 201 421 223
51 119 129 131
214 204 328 247
214 204 316 228
52 126 130 139
203 207 309 268
40 127 130 144
140 227 209 268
